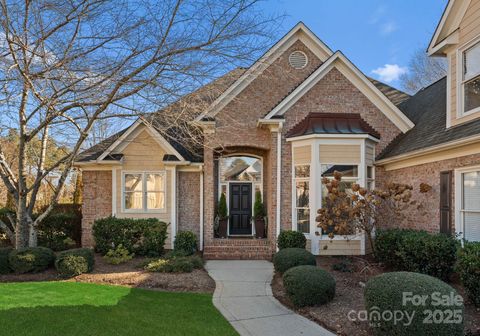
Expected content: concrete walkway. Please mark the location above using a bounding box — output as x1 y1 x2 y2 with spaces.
205 260 335 336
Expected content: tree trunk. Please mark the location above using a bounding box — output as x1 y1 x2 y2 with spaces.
15 200 30 249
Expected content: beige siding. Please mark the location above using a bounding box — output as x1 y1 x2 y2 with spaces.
366 141 375 167
449 0 480 126
319 144 360 163
318 239 361 256
114 127 173 248
293 145 311 164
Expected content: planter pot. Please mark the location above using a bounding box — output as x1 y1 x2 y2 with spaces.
218 219 228 238
255 218 265 238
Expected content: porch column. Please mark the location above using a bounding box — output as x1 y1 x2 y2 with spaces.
203 146 215 245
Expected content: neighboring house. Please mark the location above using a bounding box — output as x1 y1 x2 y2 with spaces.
75 0 480 259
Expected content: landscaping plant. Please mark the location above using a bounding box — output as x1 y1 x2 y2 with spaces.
55 248 95 277
283 265 335 307
144 255 203 273
103 244 134 265
277 230 306 249
215 193 228 238
273 248 316 273
174 231 197 255
365 272 464 336
8 247 55 273
253 190 266 238
0 247 13 274
456 241 480 307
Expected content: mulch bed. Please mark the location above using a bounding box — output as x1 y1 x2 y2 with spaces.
0 254 215 293
271 256 480 336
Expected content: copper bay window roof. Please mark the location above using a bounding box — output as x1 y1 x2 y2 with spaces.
286 113 380 139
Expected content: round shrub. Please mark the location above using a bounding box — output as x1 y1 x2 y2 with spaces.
365 272 464 336
283 265 335 307
0 247 13 274
55 248 94 277
456 242 480 307
278 230 306 250
273 248 316 273
174 231 197 255
9 247 55 273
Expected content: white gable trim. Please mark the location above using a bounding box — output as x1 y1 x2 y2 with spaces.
195 22 333 121
265 52 414 133
428 0 471 56
97 119 186 162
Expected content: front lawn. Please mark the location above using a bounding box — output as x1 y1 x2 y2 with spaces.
0 282 238 336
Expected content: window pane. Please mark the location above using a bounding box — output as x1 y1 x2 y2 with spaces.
295 165 310 178
146 173 164 191
297 209 310 234
464 42 480 79
322 181 354 206
125 192 142 209
125 174 142 192
464 75 480 112
147 192 165 209
321 165 358 178
220 156 261 182
464 212 480 242
296 181 309 207
464 171 480 210
367 166 374 179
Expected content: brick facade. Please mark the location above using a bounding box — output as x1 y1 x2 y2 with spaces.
177 172 201 240
377 153 480 233
81 170 112 247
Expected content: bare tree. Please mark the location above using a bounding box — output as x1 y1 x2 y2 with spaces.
0 0 275 248
399 47 447 94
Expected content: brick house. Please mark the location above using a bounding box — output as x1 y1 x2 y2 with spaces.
75 0 480 259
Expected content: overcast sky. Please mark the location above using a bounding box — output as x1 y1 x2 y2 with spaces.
258 0 448 88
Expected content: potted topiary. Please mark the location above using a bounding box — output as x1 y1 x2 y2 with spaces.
216 193 228 238
253 190 266 238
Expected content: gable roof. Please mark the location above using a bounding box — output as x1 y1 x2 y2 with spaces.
76 68 245 164
428 0 471 55
377 77 480 160
264 52 415 133
195 22 333 122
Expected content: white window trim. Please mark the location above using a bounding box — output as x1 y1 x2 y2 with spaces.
293 163 311 234
456 35 480 117
454 165 480 242
121 171 167 213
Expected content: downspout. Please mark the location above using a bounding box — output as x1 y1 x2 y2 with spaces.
276 123 283 248
199 169 204 251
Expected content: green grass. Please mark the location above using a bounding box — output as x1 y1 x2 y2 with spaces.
0 282 238 336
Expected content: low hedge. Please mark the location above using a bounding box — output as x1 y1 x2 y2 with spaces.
283 265 335 307
93 217 168 256
55 248 94 277
273 248 316 273
0 247 13 274
277 230 306 250
9 247 55 273
174 231 197 256
456 241 480 307
145 255 203 273
375 229 458 280
365 272 464 336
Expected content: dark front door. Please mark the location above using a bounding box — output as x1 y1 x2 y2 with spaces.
229 183 252 235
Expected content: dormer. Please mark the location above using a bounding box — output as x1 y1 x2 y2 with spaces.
428 0 480 128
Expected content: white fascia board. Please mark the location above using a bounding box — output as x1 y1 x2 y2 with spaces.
195 22 333 122
286 133 380 143
97 119 143 161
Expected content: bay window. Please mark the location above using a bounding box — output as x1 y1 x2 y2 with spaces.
294 164 310 234
320 164 359 206
461 40 480 115
123 172 166 212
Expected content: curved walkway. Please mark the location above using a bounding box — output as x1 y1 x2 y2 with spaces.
205 260 335 336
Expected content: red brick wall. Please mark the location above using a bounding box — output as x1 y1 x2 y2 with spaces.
177 172 201 240
377 153 480 233
81 170 112 247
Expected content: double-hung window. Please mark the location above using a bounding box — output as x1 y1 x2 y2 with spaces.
123 172 166 212
320 164 359 206
459 170 480 242
461 40 480 115
294 165 310 234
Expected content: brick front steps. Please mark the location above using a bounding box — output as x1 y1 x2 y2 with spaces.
203 239 274 260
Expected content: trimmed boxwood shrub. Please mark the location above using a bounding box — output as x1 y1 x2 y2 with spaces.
55 248 94 277
283 265 335 307
93 217 168 256
0 247 13 274
278 230 306 250
38 212 80 251
456 242 480 307
174 231 197 255
365 272 464 336
375 229 458 280
9 247 55 273
273 248 316 273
